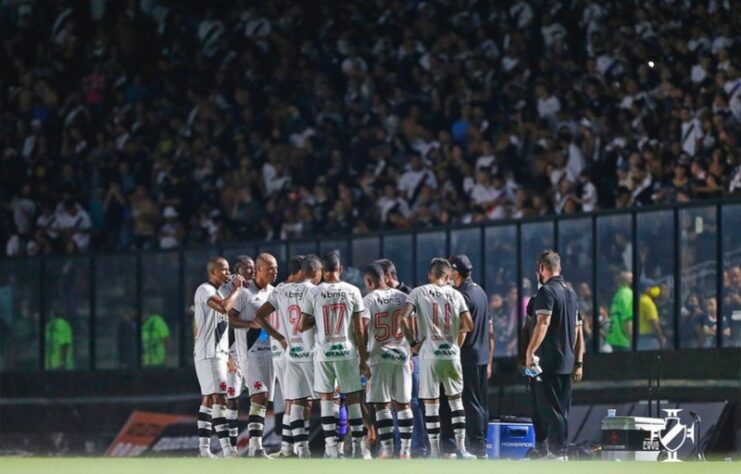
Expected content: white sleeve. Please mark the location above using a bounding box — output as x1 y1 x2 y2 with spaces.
352 287 365 314
300 287 315 316
361 295 372 320
196 284 216 306
455 291 469 315
405 289 419 319
231 289 244 315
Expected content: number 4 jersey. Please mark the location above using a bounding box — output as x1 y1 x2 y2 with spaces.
301 281 365 362
406 283 469 360
362 288 410 366
268 280 316 362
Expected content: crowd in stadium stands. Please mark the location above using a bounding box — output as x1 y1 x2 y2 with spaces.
1 0 739 257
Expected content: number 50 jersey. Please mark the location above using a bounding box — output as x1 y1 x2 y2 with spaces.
301 281 365 362
362 288 410 366
267 280 316 363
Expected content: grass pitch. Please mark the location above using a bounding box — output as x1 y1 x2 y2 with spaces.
0 458 738 474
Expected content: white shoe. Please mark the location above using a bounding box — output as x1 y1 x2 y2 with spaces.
542 453 568 461
198 450 217 458
324 445 339 459
248 448 273 459
222 448 239 458
456 449 477 460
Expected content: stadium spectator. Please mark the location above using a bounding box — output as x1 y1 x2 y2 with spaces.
606 271 633 352
0 0 739 255
45 309 73 371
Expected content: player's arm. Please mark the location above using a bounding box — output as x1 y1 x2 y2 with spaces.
353 311 370 377
227 308 253 329
573 314 584 383
487 318 495 379
207 278 243 314
526 288 553 367
399 302 418 346
457 310 473 347
254 302 286 348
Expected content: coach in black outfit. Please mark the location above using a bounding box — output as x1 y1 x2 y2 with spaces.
450 255 491 457
525 250 577 460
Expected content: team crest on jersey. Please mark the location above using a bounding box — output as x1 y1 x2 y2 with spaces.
219 382 227 391
227 386 235 397
253 381 263 390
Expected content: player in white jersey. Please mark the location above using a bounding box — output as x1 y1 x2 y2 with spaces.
399 258 475 459
193 257 244 458
361 263 414 459
255 255 323 458
224 255 254 449
228 253 285 458
299 252 369 459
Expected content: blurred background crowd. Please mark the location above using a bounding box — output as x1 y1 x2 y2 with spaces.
1 0 739 258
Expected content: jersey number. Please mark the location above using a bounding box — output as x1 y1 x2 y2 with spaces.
322 303 346 337
374 310 402 342
432 303 452 335
288 304 302 335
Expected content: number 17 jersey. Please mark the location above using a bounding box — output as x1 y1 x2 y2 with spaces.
301 281 364 362
268 280 315 363
362 288 409 366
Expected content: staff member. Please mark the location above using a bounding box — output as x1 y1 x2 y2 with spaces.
525 250 577 461
450 255 492 457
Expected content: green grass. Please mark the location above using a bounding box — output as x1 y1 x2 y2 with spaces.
0 458 737 474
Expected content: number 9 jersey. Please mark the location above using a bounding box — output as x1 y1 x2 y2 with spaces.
268 280 316 362
301 281 365 362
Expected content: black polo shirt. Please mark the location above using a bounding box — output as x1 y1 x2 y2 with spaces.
532 275 577 374
458 277 490 366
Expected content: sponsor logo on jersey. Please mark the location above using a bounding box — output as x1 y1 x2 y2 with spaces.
427 290 454 302
324 343 351 358
374 295 403 305
433 342 457 357
321 291 347 301
289 346 312 359
285 290 305 300
380 347 406 362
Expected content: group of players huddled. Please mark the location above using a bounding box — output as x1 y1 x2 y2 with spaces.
193 251 476 460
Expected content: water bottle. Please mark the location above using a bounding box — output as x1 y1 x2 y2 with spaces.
607 409 617 417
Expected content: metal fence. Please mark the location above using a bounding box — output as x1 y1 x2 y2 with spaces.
1 199 740 373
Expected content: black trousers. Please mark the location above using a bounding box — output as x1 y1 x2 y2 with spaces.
533 373 572 456
462 362 489 455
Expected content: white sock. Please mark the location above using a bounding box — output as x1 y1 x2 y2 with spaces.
397 408 414 456
424 403 441 456
247 403 266 450
321 400 337 449
375 408 394 454
449 397 466 452
212 404 233 454
197 405 213 452
225 408 239 450
348 403 364 453
289 404 306 451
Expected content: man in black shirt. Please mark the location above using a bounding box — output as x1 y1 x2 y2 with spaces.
525 250 577 460
450 255 492 457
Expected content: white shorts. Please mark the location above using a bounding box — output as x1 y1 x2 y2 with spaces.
226 361 243 399
418 357 463 399
273 357 285 402
283 361 316 400
314 358 362 394
367 362 412 404
242 356 274 397
195 357 228 396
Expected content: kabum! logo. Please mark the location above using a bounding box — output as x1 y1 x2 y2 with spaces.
659 409 694 462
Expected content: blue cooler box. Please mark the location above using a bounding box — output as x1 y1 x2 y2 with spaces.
486 421 535 459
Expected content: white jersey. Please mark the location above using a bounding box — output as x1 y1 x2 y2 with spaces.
406 284 469 360
301 281 364 362
193 282 229 360
362 288 410 366
219 280 240 360
268 280 315 363
233 280 275 360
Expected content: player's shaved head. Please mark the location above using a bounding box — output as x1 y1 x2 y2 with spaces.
302 254 323 284
429 258 451 279
256 252 277 268
207 256 227 274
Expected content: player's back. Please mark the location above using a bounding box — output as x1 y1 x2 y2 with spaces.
363 288 409 365
304 281 363 362
407 283 468 360
271 280 315 361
